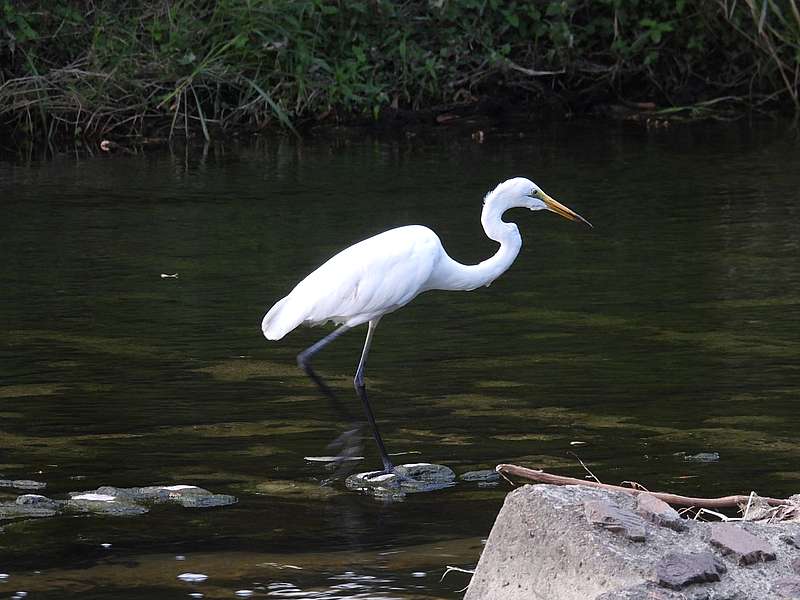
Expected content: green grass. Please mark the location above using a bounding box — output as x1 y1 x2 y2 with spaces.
1 0 798 140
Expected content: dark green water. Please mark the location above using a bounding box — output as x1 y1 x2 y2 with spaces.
1 121 799 598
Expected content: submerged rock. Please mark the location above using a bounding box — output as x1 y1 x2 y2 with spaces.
164 486 237 508
677 451 720 463
0 494 61 520
459 469 501 483
68 485 237 511
0 479 47 491
15 494 59 509
345 463 455 499
67 494 148 517
1 484 236 521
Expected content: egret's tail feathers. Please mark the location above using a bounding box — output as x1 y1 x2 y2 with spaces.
262 296 304 340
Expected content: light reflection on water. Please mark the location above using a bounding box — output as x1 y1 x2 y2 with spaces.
1 120 799 598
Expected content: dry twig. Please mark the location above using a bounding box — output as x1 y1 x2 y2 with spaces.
496 464 792 509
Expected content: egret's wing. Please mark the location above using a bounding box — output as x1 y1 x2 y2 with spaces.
262 226 442 339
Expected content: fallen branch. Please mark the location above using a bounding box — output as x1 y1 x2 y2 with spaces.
496 464 792 508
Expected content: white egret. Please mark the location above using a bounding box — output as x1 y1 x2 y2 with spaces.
262 177 591 474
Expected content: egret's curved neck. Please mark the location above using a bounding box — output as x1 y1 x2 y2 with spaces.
431 195 522 292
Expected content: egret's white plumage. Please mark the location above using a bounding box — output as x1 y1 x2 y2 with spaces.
263 177 589 341
262 225 441 339
262 177 591 473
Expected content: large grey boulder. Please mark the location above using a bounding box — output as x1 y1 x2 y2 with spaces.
464 484 800 600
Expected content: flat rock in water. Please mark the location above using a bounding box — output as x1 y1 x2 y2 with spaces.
172 490 237 508
345 463 455 498
656 552 727 589
459 470 501 483
67 493 148 516
15 494 59 509
709 522 776 565
70 485 237 508
0 483 237 520
680 452 720 463
0 494 61 520
0 479 47 490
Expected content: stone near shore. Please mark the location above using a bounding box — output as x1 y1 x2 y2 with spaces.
584 499 646 542
709 521 777 565
464 484 800 600
656 552 726 589
636 493 688 532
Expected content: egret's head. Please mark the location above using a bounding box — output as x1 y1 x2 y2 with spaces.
489 177 592 228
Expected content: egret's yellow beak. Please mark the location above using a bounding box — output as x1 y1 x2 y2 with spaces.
535 190 593 228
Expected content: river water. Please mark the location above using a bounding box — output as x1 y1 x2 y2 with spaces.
1 120 799 598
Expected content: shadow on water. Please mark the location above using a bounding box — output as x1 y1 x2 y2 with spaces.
1 120 799 597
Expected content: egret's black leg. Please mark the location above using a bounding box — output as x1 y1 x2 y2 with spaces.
354 319 394 473
297 325 354 420
297 326 363 471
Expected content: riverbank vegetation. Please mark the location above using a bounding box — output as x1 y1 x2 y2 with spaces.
1 0 799 140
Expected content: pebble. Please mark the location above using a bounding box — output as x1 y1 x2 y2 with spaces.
234 590 254 597
177 573 208 583
176 555 187 561
189 594 204 599
0 573 8 579
101 543 112 549
411 571 426 578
